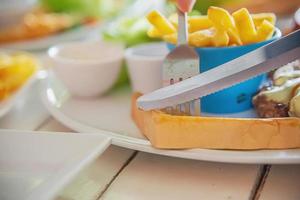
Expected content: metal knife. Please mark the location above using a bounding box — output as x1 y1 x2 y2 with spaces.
137 29 300 110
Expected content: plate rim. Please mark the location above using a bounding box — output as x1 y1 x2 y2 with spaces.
40 75 300 164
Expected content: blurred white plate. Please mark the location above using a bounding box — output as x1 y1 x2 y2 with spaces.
41 72 300 164
0 23 101 51
0 73 37 118
0 130 111 200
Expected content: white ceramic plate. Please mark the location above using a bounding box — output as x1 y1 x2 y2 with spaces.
41 73 300 164
0 23 101 51
0 73 37 118
0 130 110 200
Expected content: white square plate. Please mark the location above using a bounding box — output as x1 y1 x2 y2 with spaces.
0 130 111 200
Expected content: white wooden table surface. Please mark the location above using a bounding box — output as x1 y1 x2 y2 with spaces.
1 59 300 200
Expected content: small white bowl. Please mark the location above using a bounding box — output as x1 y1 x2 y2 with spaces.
125 42 169 94
48 41 124 97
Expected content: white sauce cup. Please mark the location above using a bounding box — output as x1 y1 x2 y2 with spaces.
125 42 169 94
48 40 124 97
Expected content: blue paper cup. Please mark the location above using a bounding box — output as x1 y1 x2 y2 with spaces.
167 28 281 114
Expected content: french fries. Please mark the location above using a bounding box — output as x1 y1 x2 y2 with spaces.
208 6 235 30
163 33 178 44
227 29 242 45
147 10 176 35
188 16 213 32
0 53 37 101
146 7 276 47
255 20 275 42
212 29 230 47
252 13 276 27
189 29 214 47
232 8 257 44
168 14 213 32
208 7 241 46
147 26 164 38
163 29 215 47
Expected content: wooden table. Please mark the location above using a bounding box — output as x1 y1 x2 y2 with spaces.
1 64 300 200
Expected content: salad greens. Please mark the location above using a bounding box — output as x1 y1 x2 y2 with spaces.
40 0 132 18
102 17 154 47
101 0 177 47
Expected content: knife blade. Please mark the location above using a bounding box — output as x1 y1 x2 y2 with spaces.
137 30 300 110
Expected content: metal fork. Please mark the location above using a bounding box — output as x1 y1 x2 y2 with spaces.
162 8 200 115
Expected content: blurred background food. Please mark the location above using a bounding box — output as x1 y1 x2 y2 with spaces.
0 10 80 44
0 0 37 29
40 0 134 18
0 0 134 45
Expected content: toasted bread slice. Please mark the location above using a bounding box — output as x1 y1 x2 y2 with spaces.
132 93 300 150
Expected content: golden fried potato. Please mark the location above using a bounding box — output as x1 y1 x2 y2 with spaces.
232 8 257 44
0 53 13 69
227 29 242 45
212 29 230 47
188 16 213 32
164 28 214 47
255 20 275 43
208 7 241 46
147 7 277 47
169 14 213 33
189 29 214 47
147 10 176 35
163 33 177 44
147 26 164 38
208 6 235 30
252 13 276 27
0 53 37 101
